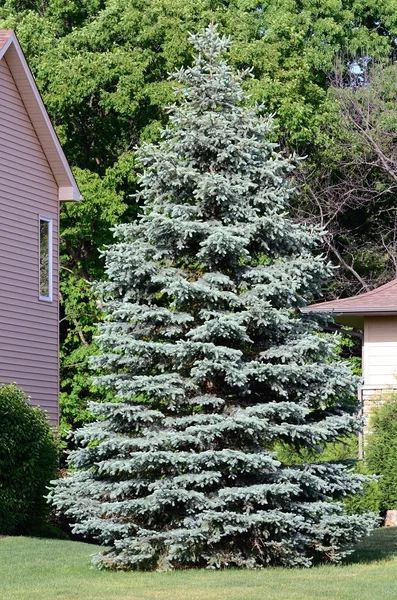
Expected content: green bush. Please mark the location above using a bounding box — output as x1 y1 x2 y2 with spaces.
344 479 381 515
365 393 397 513
275 435 359 465
0 384 59 534
276 436 381 515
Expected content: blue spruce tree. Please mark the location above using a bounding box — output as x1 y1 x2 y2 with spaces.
50 25 377 570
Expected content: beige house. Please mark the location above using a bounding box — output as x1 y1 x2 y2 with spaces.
0 30 80 425
303 279 397 431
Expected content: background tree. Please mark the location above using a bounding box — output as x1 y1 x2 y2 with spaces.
298 61 397 297
1 0 397 436
59 169 126 438
50 26 376 570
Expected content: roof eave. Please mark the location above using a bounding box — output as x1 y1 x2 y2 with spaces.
59 186 82 202
301 306 397 315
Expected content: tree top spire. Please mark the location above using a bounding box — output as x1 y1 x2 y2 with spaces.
189 23 231 58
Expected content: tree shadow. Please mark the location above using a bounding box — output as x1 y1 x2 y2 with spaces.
344 526 397 565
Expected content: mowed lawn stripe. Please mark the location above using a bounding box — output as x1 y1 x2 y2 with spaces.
1 528 397 600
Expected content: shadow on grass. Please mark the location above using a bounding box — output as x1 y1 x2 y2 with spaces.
344 526 397 565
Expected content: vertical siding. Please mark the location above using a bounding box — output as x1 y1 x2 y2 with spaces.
363 316 397 386
0 57 59 425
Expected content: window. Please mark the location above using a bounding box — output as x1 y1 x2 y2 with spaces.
39 216 53 301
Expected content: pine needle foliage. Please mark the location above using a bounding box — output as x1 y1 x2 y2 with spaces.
49 25 377 570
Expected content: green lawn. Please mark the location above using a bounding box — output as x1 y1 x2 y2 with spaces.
2 528 397 600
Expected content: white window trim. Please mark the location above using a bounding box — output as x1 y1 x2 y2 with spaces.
39 215 53 302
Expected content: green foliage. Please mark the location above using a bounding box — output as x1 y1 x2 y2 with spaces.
60 168 127 278
277 435 381 516
59 339 117 456
276 434 359 466
0 0 395 442
58 168 126 442
49 26 376 571
0 384 59 535
365 393 397 512
336 332 362 377
301 58 397 295
345 479 382 516
3 0 396 164
23 521 70 540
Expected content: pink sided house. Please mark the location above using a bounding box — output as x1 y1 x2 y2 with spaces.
0 30 80 425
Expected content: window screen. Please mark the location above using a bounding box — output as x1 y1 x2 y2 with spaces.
39 217 52 301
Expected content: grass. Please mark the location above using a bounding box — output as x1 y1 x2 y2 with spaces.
2 528 397 600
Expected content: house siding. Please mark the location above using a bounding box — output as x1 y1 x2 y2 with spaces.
363 316 397 386
0 57 59 425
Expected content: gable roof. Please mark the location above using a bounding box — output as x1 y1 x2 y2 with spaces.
0 30 80 201
302 278 397 315
0 29 12 51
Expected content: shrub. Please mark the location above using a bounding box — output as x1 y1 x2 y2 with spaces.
0 384 58 534
276 436 381 515
364 393 397 513
275 435 359 466
344 478 381 515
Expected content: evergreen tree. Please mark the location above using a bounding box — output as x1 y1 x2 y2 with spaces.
49 25 377 570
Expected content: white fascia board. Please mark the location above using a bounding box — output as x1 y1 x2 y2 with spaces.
0 33 81 202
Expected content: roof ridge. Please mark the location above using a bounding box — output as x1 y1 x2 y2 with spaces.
303 278 397 314
353 278 397 297
0 30 13 52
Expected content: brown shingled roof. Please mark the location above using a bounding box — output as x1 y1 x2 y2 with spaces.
302 278 397 315
0 30 13 51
